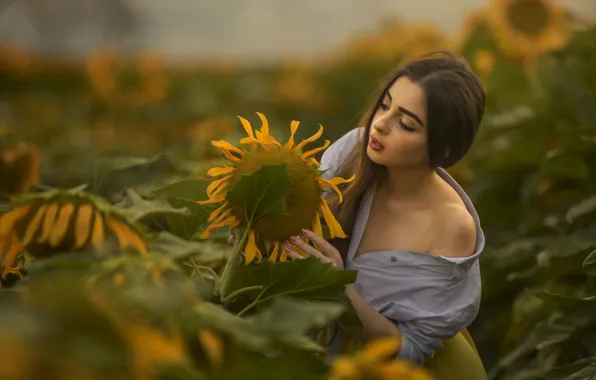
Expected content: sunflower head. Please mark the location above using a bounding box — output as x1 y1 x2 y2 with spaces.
489 0 571 63
198 112 354 264
0 189 148 280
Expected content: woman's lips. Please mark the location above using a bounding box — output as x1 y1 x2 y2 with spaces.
369 135 384 151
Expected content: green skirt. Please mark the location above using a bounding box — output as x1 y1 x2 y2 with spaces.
423 329 488 380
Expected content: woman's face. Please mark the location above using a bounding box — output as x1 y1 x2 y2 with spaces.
366 76 429 169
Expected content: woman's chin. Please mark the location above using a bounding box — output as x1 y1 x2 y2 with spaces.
366 147 386 164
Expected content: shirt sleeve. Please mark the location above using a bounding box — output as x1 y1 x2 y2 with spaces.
389 273 481 364
320 127 363 180
355 259 482 365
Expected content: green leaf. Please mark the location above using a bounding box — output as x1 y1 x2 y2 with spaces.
226 164 292 222
153 179 217 240
115 188 190 223
149 232 231 263
566 196 596 223
92 153 175 198
224 256 357 308
187 297 344 356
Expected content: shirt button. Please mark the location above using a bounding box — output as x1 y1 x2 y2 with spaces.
390 256 397 262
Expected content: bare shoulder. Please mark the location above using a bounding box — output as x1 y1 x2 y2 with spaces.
432 203 477 258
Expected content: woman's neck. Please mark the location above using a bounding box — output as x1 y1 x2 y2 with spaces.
381 165 438 199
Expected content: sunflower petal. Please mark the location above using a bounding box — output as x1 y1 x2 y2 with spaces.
74 204 94 248
239 136 264 147
48 204 75 248
284 120 300 149
329 174 356 186
237 115 255 138
320 198 347 239
301 140 330 159
268 241 280 262
211 140 243 155
245 230 262 265
37 202 59 243
256 112 282 146
198 194 226 205
207 167 236 177
360 336 402 362
0 205 30 235
307 158 320 167
207 202 229 223
22 205 47 245
279 241 290 262
91 211 105 251
0 232 25 280
207 175 232 197
200 216 239 239
197 329 224 367
317 177 344 203
294 124 323 152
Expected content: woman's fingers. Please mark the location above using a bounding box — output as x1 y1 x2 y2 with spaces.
284 247 305 260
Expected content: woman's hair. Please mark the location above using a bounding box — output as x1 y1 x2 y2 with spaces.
329 51 486 258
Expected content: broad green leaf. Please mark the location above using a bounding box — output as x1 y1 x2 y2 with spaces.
149 231 230 263
186 297 344 356
226 164 292 222
153 178 212 201
224 256 357 307
153 179 217 239
92 153 175 197
115 188 190 222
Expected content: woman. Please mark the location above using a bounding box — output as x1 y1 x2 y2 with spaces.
232 51 487 379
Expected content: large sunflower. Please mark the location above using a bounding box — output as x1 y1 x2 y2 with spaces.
0 190 147 280
198 112 354 264
488 0 570 63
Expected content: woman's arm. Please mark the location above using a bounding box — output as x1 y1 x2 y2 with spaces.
344 284 402 343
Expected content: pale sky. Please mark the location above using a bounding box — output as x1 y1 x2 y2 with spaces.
1 0 594 62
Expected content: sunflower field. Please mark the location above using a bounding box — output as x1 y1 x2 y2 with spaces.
1 0 596 379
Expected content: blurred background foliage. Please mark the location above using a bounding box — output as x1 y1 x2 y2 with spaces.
1 0 596 378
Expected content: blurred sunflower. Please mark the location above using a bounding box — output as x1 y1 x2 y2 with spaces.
488 0 570 64
0 191 147 280
329 337 433 380
198 112 354 264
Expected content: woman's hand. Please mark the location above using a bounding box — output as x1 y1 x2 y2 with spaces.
285 229 345 270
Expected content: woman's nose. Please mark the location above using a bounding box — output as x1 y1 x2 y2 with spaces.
372 115 389 134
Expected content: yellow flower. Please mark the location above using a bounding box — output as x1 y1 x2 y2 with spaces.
329 337 433 380
488 0 571 64
473 49 496 76
199 112 354 264
0 194 147 280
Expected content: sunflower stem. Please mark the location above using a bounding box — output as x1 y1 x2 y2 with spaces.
218 225 250 300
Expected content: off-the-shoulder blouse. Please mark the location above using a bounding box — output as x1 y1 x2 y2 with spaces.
321 127 484 365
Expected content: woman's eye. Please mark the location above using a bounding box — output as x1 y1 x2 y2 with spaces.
399 118 415 132
379 103 390 111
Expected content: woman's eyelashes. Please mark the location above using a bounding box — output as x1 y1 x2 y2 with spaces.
398 118 415 132
378 103 415 132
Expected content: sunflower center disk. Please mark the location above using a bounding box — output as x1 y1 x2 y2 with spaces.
228 148 322 242
507 0 549 36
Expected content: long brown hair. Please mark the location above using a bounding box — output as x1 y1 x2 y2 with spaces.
329 51 486 259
